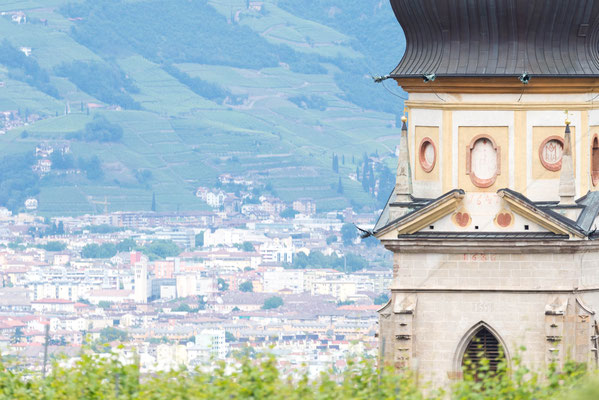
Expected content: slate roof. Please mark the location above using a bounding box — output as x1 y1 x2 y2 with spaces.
576 191 599 232
396 232 569 240
373 189 464 234
374 188 599 240
499 188 586 236
390 0 599 77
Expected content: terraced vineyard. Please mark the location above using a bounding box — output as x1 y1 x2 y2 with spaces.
0 0 405 215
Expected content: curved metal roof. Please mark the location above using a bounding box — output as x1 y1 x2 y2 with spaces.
389 0 599 77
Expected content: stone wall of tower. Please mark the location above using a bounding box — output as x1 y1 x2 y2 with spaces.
379 247 599 386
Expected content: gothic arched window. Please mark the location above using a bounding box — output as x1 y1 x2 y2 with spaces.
466 135 500 188
461 326 505 377
592 135 599 186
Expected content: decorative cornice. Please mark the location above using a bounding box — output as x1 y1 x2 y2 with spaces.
380 239 599 254
405 100 599 111
389 288 599 294
396 77 599 94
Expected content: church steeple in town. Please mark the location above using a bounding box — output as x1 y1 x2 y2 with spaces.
374 0 599 386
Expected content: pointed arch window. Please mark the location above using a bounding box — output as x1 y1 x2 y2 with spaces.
461 326 505 377
592 135 599 186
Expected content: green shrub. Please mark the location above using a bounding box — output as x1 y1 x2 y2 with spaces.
0 349 597 399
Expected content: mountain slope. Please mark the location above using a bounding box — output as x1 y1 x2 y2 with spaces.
0 0 405 215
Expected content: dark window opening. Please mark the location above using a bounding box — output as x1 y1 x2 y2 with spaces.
462 326 505 378
524 225 529 230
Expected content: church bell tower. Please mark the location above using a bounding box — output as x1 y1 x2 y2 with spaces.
374 0 599 385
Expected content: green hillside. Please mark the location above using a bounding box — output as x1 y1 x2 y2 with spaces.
0 0 405 215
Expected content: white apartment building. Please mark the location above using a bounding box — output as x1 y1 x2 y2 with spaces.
310 280 357 301
259 237 293 264
176 274 215 298
205 191 226 208
262 268 305 294
31 299 76 313
133 263 150 303
29 282 92 301
156 344 188 371
203 228 267 247
189 329 226 362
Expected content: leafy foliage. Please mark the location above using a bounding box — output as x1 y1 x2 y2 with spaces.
50 152 75 170
174 303 193 312
262 296 283 310
55 60 140 109
341 223 356 245
241 241 255 252
134 169 152 187
0 40 59 98
288 95 327 111
0 153 39 212
288 250 367 273
81 243 117 259
67 115 124 143
98 301 112 309
38 241 66 252
117 238 137 252
278 0 406 113
60 0 325 74
280 208 298 219
77 155 104 181
163 64 235 103
87 224 124 234
140 240 181 260
98 326 128 343
195 232 204 248
239 281 254 292
217 277 229 292
0 350 598 399
374 292 389 305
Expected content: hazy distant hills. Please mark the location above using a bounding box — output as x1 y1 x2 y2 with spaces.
0 0 405 215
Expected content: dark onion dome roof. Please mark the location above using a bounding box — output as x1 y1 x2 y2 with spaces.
389 0 599 77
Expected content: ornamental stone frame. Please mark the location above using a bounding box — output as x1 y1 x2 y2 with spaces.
418 137 436 173
451 320 511 379
465 135 501 188
539 135 564 172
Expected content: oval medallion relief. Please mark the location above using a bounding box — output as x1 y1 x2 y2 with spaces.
419 137 436 173
466 136 500 188
539 136 564 172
